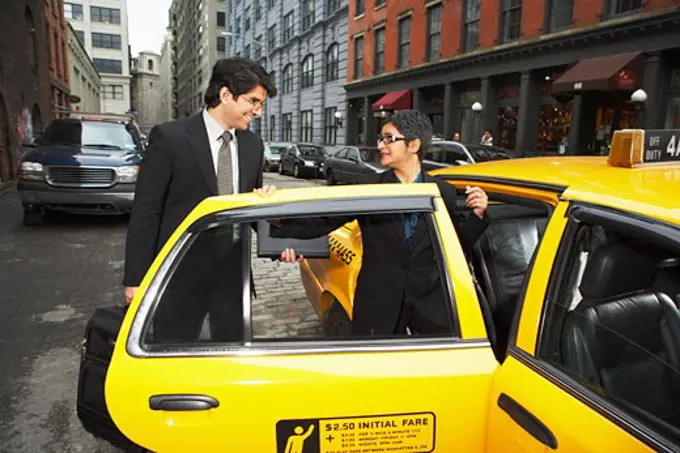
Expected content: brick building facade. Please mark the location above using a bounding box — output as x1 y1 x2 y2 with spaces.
0 0 54 189
344 0 680 155
44 0 71 117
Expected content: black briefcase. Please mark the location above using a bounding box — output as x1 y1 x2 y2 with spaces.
76 305 148 452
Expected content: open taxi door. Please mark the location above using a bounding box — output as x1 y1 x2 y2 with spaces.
105 183 499 453
482 130 680 452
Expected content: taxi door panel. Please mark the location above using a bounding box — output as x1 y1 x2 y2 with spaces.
106 190 497 453
484 201 655 452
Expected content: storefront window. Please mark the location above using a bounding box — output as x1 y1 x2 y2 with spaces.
497 106 518 150
537 102 571 155
667 97 680 129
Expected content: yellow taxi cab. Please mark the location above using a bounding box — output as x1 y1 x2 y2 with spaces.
104 129 680 453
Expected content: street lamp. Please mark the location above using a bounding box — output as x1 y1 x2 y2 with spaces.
471 102 483 142
471 102 483 112
334 110 343 127
630 89 647 128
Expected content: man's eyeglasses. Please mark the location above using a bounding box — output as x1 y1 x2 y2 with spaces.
377 135 407 145
242 96 266 110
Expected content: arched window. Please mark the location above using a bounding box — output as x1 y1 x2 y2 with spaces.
282 64 293 94
301 54 314 89
325 43 339 82
148 59 154 71
32 104 42 136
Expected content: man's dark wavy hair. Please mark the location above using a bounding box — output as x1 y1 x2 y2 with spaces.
204 58 277 108
384 110 433 161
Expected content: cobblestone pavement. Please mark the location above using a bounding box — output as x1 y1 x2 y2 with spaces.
0 172 325 453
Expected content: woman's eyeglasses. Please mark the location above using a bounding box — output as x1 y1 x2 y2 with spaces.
377 135 407 145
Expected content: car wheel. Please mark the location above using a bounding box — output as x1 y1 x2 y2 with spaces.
326 169 335 185
293 164 300 178
323 300 352 337
278 162 284 175
23 208 43 226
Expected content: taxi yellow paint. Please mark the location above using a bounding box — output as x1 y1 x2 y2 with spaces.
104 129 680 453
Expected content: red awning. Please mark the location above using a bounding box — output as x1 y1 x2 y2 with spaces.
551 52 644 94
371 89 412 112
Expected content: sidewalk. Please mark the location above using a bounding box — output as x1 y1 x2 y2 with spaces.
0 185 22 235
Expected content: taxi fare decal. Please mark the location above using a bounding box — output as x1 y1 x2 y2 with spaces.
329 236 356 266
276 412 435 453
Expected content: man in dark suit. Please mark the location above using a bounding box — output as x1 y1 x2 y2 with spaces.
268 110 489 336
123 58 276 342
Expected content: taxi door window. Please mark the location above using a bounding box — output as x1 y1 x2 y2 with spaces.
536 208 680 445
140 207 461 349
143 223 247 347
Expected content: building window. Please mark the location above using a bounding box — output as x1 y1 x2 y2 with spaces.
397 16 411 69
244 45 251 60
217 36 226 52
282 64 293 93
326 43 339 81
64 2 83 20
355 0 365 16
610 0 642 16
547 0 572 31
301 0 315 31
252 118 262 136
283 12 294 41
75 30 85 45
268 0 276 8
426 3 442 61
104 85 124 100
254 37 262 59
324 107 337 144
93 58 122 74
374 27 385 75
245 6 251 30
301 55 314 89
501 0 522 43
269 115 277 140
375 0 385 7
91 6 121 24
282 113 293 141
148 59 154 71
217 11 226 26
255 1 262 20
300 110 313 142
354 36 364 79
268 25 276 49
92 33 122 49
327 0 340 15
235 17 241 34
462 0 480 52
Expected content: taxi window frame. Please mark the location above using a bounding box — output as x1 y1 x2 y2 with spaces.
518 201 680 453
127 195 479 359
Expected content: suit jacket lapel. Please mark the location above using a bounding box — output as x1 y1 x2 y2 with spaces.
235 130 251 193
186 114 218 195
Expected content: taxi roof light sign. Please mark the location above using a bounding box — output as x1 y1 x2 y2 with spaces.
609 129 680 168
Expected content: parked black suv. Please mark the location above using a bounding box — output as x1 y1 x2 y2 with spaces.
18 114 146 224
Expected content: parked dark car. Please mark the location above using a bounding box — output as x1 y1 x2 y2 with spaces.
278 143 326 178
17 114 145 224
323 146 387 185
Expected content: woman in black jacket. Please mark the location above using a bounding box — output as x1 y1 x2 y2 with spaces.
263 110 489 337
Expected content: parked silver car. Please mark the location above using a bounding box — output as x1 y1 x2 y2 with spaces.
262 142 294 172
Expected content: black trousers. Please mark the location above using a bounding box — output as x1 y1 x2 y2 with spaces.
394 296 453 335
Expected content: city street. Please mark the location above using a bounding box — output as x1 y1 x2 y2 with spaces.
0 173 324 453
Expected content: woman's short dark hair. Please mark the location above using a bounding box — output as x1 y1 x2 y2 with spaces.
384 110 433 160
204 58 277 108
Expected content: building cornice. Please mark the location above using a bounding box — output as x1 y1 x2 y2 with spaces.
344 8 680 93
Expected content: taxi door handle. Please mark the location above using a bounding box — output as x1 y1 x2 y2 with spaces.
498 393 557 450
149 394 220 412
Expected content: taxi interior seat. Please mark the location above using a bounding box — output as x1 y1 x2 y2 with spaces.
471 204 549 358
651 257 680 307
561 240 680 427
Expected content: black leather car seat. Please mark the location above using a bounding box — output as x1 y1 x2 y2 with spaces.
472 209 548 359
562 241 680 427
